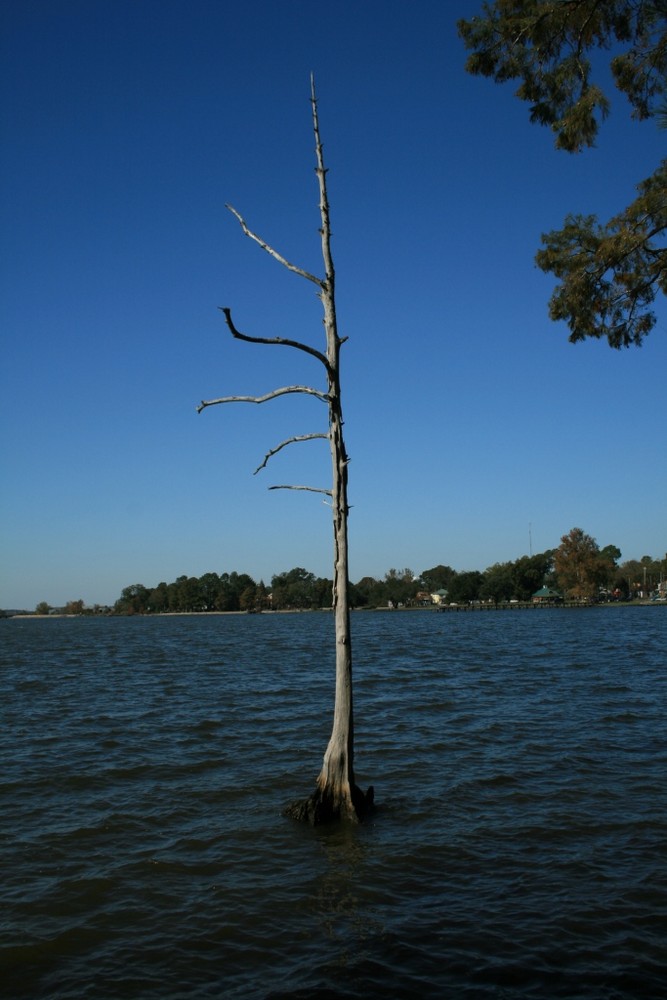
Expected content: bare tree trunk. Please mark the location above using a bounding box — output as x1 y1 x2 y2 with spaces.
285 81 372 824
198 78 372 824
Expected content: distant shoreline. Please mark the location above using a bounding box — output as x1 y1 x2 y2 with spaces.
5 601 664 620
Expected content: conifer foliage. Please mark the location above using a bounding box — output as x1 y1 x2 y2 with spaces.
459 1 666 347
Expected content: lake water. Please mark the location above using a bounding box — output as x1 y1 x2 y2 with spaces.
1 607 666 999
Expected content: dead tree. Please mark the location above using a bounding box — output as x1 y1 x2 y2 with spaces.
198 79 373 824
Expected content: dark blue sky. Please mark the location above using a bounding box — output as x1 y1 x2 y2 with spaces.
1 0 664 607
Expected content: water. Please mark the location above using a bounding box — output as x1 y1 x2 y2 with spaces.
1 607 666 999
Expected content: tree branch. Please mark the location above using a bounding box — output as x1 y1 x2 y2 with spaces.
197 385 329 413
226 204 323 287
220 307 331 371
268 484 333 496
254 432 329 474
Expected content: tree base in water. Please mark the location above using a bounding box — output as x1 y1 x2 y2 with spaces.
285 783 374 825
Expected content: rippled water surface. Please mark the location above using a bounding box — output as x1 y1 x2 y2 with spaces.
2 608 666 998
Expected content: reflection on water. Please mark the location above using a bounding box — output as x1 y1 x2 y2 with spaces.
1 608 666 998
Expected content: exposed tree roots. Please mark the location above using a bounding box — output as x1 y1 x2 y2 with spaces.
285 783 374 825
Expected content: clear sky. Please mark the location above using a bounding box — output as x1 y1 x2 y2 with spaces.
1 0 665 609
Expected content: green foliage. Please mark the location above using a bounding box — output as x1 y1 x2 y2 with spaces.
114 584 150 615
352 576 387 608
616 553 666 595
512 551 555 600
601 543 622 563
448 570 484 603
479 562 515 604
459 1 666 151
553 527 618 599
536 161 667 347
270 567 332 610
383 568 419 607
420 564 457 592
64 599 86 615
459 1 667 346
108 540 660 613
113 572 267 614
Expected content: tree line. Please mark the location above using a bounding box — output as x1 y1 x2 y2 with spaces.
33 529 665 615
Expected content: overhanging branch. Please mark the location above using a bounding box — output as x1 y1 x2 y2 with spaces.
220 307 331 371
197 384 328 413
254 432 329 474
227 204 323 287
268 484 333 496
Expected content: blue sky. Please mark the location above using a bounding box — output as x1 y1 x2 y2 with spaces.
1 0 665 609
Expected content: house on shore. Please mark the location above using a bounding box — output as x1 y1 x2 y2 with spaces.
430 589 449 606
532 586 562 604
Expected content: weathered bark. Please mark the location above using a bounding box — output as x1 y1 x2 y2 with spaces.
199 78 372 824
284 79 372 825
